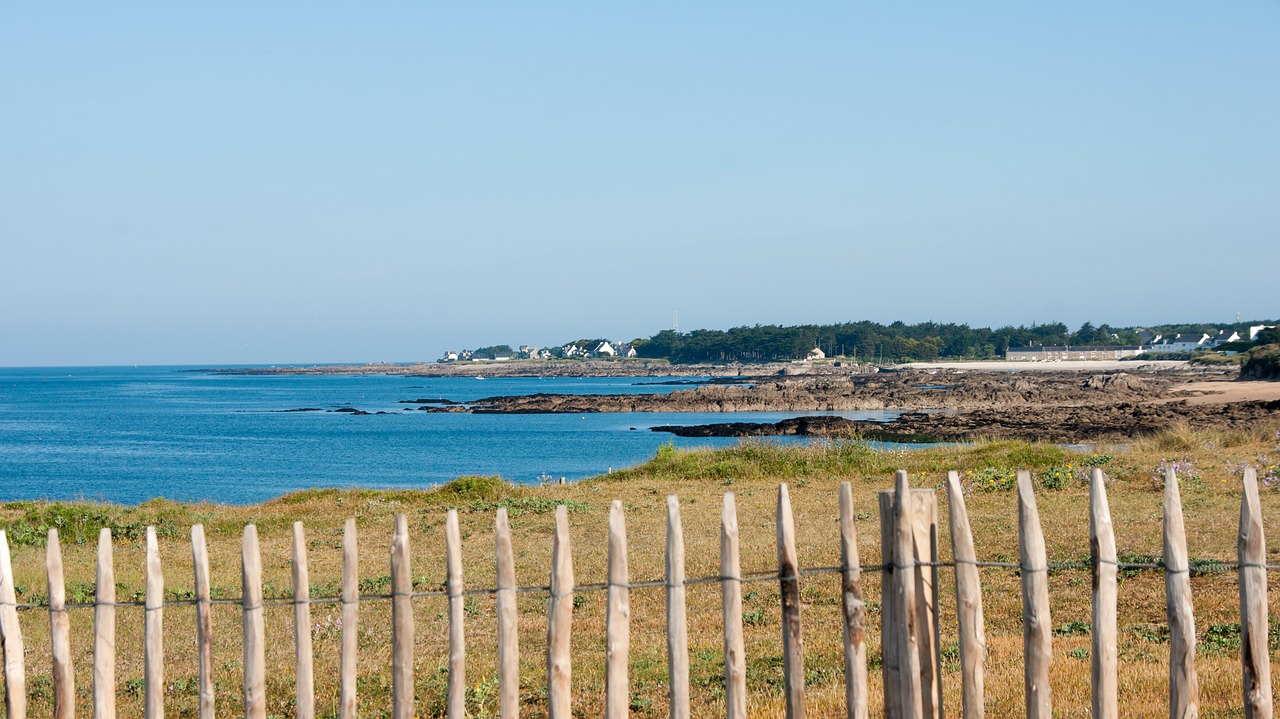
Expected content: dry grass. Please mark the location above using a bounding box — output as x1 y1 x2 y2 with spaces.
2 422 1280 719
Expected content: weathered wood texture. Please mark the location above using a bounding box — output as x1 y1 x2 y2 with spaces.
777 484 807 719
93 529 115 719
666 496 690 719
0 530 26 719
144 527 164 719
1090 470 1118 719
339 519 359 719
838 482 868 719
721 493 747 719
444 510 464 719
546 505 575 719
47 529 75 719
878 478 940 719
1017 471 1052 719
391 514 415 719
242 525 266 719
291 522 314 719
1238 467 1272 719
944 472 984 719
192 525 215 719
1164 468 1199 719
606 500 631 719
495 508 520 719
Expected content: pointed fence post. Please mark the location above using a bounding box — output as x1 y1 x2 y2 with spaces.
546 506 575 719
1017 472 1052 719
945 472 984 719
1239 467 1272 719
444 511 464 719
721 493 747 719
838 482 868 719
339 519 359 719
192 525 215 719
1164 468 1199 719
606 501 631 719
47 529 75 719
291 522 315 719
666 496 690 719
0 530 26 719
1090 470 1118 719
391 514 415 719
242 525 266 719
777 485 806 719
144 527 164 719
495 509 520 719
880 471 924 719
93 529 115 719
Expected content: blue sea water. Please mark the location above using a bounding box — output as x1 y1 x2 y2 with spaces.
0 366 904 505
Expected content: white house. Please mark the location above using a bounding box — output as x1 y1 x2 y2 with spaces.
593 341 616 357
1210 331 1241 347
440 351 459 363
1249 325 1276 341
807 347 826 360
1146 333 1211 354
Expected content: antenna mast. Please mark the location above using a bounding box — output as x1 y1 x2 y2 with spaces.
673 310 679 334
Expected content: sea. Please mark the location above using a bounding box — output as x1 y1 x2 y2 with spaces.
0 366 906 505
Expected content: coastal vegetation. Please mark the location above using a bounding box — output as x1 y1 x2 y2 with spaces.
3 423 1280 718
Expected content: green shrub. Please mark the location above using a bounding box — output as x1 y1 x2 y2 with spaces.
1039 465 1075 490
966 467 1017 492
1241 344 1280 380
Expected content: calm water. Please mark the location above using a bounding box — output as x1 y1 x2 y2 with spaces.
0 366 904 505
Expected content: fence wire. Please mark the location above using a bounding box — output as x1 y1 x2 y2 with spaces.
6 558 1277 612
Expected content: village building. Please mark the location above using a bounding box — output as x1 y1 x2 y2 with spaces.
1146 333 1211 354
593 341 616 357
1005 345 1146 361
807 347 826 360
1249 325 1276 341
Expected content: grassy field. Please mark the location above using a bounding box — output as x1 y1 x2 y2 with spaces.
2 422 1280 719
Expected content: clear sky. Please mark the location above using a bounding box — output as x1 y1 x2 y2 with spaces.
2 3 1277 366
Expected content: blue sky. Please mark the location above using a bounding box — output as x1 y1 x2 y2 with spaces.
2 3 1277 365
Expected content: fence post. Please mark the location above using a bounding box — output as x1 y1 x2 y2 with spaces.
495 508 520 719
1238 467 1272 719
1089 470 1118 719
444 510 464 719
192 525 214 719
243 525 266 719
145 527 164 719
722 493 747 719
47 529 74 719
945 472 984 719
891 471 924 719
1164 468 1199 719
838 482 868 719
666 496 690 719
291 522 314 719
777 485 806 719
93 529 115 719
546 505 575 719
339 519 359 719
1017 472 1052 719
0 530 26 719
606 500 631 719
391 514 415 719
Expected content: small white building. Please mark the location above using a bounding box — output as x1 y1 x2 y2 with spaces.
1210 331 1241 347
1249 325 1276 341
1146 333 1211 354
593 341 617 357
440 351 459 362
807 347 826 360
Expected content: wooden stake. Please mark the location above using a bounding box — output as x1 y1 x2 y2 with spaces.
777 485 806 719
546 505 575 719
838 482 868 719
93 529 115 719
1017 472 1052 719
1089 470 1118 719
1164 468 1199 719
192 525 214 719
0 530 26 719
47 529 74 719
1239 467 1272 719
390 515 415 719
242 525 266 719
945 472 984 719
892 471 924 719
495 508 520 719
721 493 747 719
144 527 164 719
291 522 314 719
666 496 690 719
606 501 631 719
443 511 463 719
339 519 358 719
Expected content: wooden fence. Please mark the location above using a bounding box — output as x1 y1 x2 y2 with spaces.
0 466 1274 719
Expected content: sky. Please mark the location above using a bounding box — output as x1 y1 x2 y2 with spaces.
2 3 1278 366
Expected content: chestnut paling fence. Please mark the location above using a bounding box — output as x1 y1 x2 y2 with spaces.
0 467 1275 719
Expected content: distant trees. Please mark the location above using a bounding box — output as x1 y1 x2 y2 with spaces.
471 345 514 359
